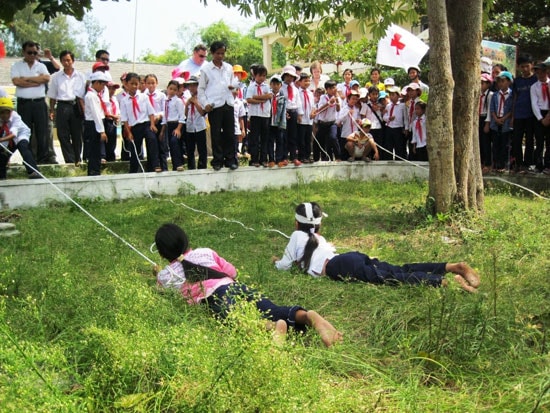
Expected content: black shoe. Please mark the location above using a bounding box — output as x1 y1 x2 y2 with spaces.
229 163 238 170
213 164 222 171
28 172 43 179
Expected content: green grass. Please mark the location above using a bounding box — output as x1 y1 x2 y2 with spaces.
0 179 549 412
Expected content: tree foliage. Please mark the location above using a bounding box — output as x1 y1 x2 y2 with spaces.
141 45 187 65
484 0 550 61
2 3 83 58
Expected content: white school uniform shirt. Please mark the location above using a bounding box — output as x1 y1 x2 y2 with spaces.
11 60 49 99
337 82 351 99
530 79 550 121
119 92 156 127
145 89 166 119
186 99 207 133
1 111 31 147
406 98 420 130
275 230 337 277
106 95 120 117
233 98 246 135
84 88 105 133
298 88 314 125
411 114 427 149
162 96 185 125
338 103 361 137
245 80 271 118
479 89 493 121
47 69 86 101
316 94 339 123
360 101 383 129
198 61 238 109
283 82 303 114
383 101 406 128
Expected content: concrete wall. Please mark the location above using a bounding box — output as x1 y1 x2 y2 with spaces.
0 162 429 209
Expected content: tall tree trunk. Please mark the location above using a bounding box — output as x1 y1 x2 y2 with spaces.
426 0 456 213
447 0 485 211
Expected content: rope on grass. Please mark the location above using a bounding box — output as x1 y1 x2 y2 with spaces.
0 144 157 266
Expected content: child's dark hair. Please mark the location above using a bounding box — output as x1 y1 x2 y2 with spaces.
144 73 158 83
167 80 179 89
210 41 226 54
155 223 189 261
517 54 533 65
295 202 323 273
415 101 427 112
324 80 337 89
300 72 311 81
254 64 268 76
125 72 140 82
367 86 379 96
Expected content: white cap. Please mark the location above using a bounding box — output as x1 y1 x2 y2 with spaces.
89 72 111 83
383 77 395 86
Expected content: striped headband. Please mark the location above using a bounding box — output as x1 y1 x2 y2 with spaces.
295 202 322 225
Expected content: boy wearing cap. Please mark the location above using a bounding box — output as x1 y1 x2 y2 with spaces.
84 72 109 176
383 86 407 160
344 118 379 162
184 76 208 170
530 63 550 174
281 65 303 167
0 97 41 179
407 66 429 93
489 71 514 172
337 90 361 156
245 64 272 167
479 73 494 173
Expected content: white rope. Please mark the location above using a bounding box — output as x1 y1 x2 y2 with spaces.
0 144 157 265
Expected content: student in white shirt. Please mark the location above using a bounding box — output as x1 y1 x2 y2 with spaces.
315 80 341 161
160 80 186 171
337 90 361 157
297 73 315 163
83 72 108 176
530 62 550 173
185 76 208 170
144 74 168 171
410 101 428 161
383 86 407 160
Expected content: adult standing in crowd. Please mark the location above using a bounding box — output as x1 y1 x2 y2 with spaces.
177 44 208 77
407 66 429 94
48 50 86 165
198 41 239 171
11 40 51 164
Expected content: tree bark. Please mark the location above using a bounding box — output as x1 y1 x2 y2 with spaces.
426 0 456 213
447 0 485 212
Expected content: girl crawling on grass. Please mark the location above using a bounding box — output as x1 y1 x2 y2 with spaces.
154 223 342 347
273 202 480 293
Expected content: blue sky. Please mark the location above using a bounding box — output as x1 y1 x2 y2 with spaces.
85 0 260 60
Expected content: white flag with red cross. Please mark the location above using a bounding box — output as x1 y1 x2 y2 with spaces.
376 24 429 70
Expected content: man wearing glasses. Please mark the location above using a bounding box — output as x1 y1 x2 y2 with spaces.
11 41 51 164
177 44 208 77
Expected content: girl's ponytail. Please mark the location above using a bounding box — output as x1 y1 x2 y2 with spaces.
295 202 323 272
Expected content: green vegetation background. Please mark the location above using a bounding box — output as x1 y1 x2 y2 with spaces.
0 180 549 411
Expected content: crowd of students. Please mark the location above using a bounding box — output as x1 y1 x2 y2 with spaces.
3 40 549 179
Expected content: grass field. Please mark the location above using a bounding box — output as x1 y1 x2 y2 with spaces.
0 179 549 412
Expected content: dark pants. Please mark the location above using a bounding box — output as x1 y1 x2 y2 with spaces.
186 129 207 170
17 98 50 164
414 146 428 162
153 120 168 171
100 119 117 162
166 122 184 170
512 117 535 168
534 112 550 170
268 126 286 163
491 128 511 170
479 116 492 168
55 102 82 164
248 116 270 164
206 283 307 332
316 121 339 161
208 104 236 168
286 110 299 161
370 128 386 160
0 140 39 179
325 252 445 287
297 123 312 161
84 121 102 176
128 122 159 173
385 126 406 160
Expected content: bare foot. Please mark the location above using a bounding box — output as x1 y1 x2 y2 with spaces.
454 274 478 293
447 262 480 288
266 320 287 346
307 310 343 347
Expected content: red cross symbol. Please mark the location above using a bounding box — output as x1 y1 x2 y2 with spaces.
391 33 405 55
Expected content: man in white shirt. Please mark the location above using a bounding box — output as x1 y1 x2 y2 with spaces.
11 40 51 164
198 41 239 170
48 50 86 165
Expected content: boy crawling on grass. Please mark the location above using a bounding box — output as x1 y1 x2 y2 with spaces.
153 223 342 347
